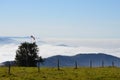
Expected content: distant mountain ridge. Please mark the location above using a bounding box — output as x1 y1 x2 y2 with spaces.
1 53 120 67
0 36 46 45
0 37 16 44
42 53 120 67
0 36 29 44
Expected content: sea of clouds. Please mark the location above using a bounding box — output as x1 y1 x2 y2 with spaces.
0 37 120 63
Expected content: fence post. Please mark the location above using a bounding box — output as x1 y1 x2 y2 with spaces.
38 62 40 72
102 60 104 67
90 60 92 68
8 61 11 74
112 61 114 67
57 59 60 70
75 61 78 69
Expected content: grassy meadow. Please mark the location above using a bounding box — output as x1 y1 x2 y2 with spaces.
0 67 120 80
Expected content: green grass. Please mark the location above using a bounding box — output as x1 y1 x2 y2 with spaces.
0 67 120 80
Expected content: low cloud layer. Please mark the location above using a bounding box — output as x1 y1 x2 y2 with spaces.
0 38 120 63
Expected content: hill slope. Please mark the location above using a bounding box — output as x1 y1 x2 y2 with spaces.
42 53 120 67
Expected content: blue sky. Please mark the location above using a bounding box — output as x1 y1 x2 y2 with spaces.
0 0 120 39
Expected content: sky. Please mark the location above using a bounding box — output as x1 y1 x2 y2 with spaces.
0 0 120 39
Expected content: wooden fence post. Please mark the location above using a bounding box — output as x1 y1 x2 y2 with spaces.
38 62 40 72
8 61 11 74
90 60 92 68
112 61 114 67
75 61 78 69
102 60 104 67
57 59 60 70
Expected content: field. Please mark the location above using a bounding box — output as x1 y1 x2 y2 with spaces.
0 67 120 80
